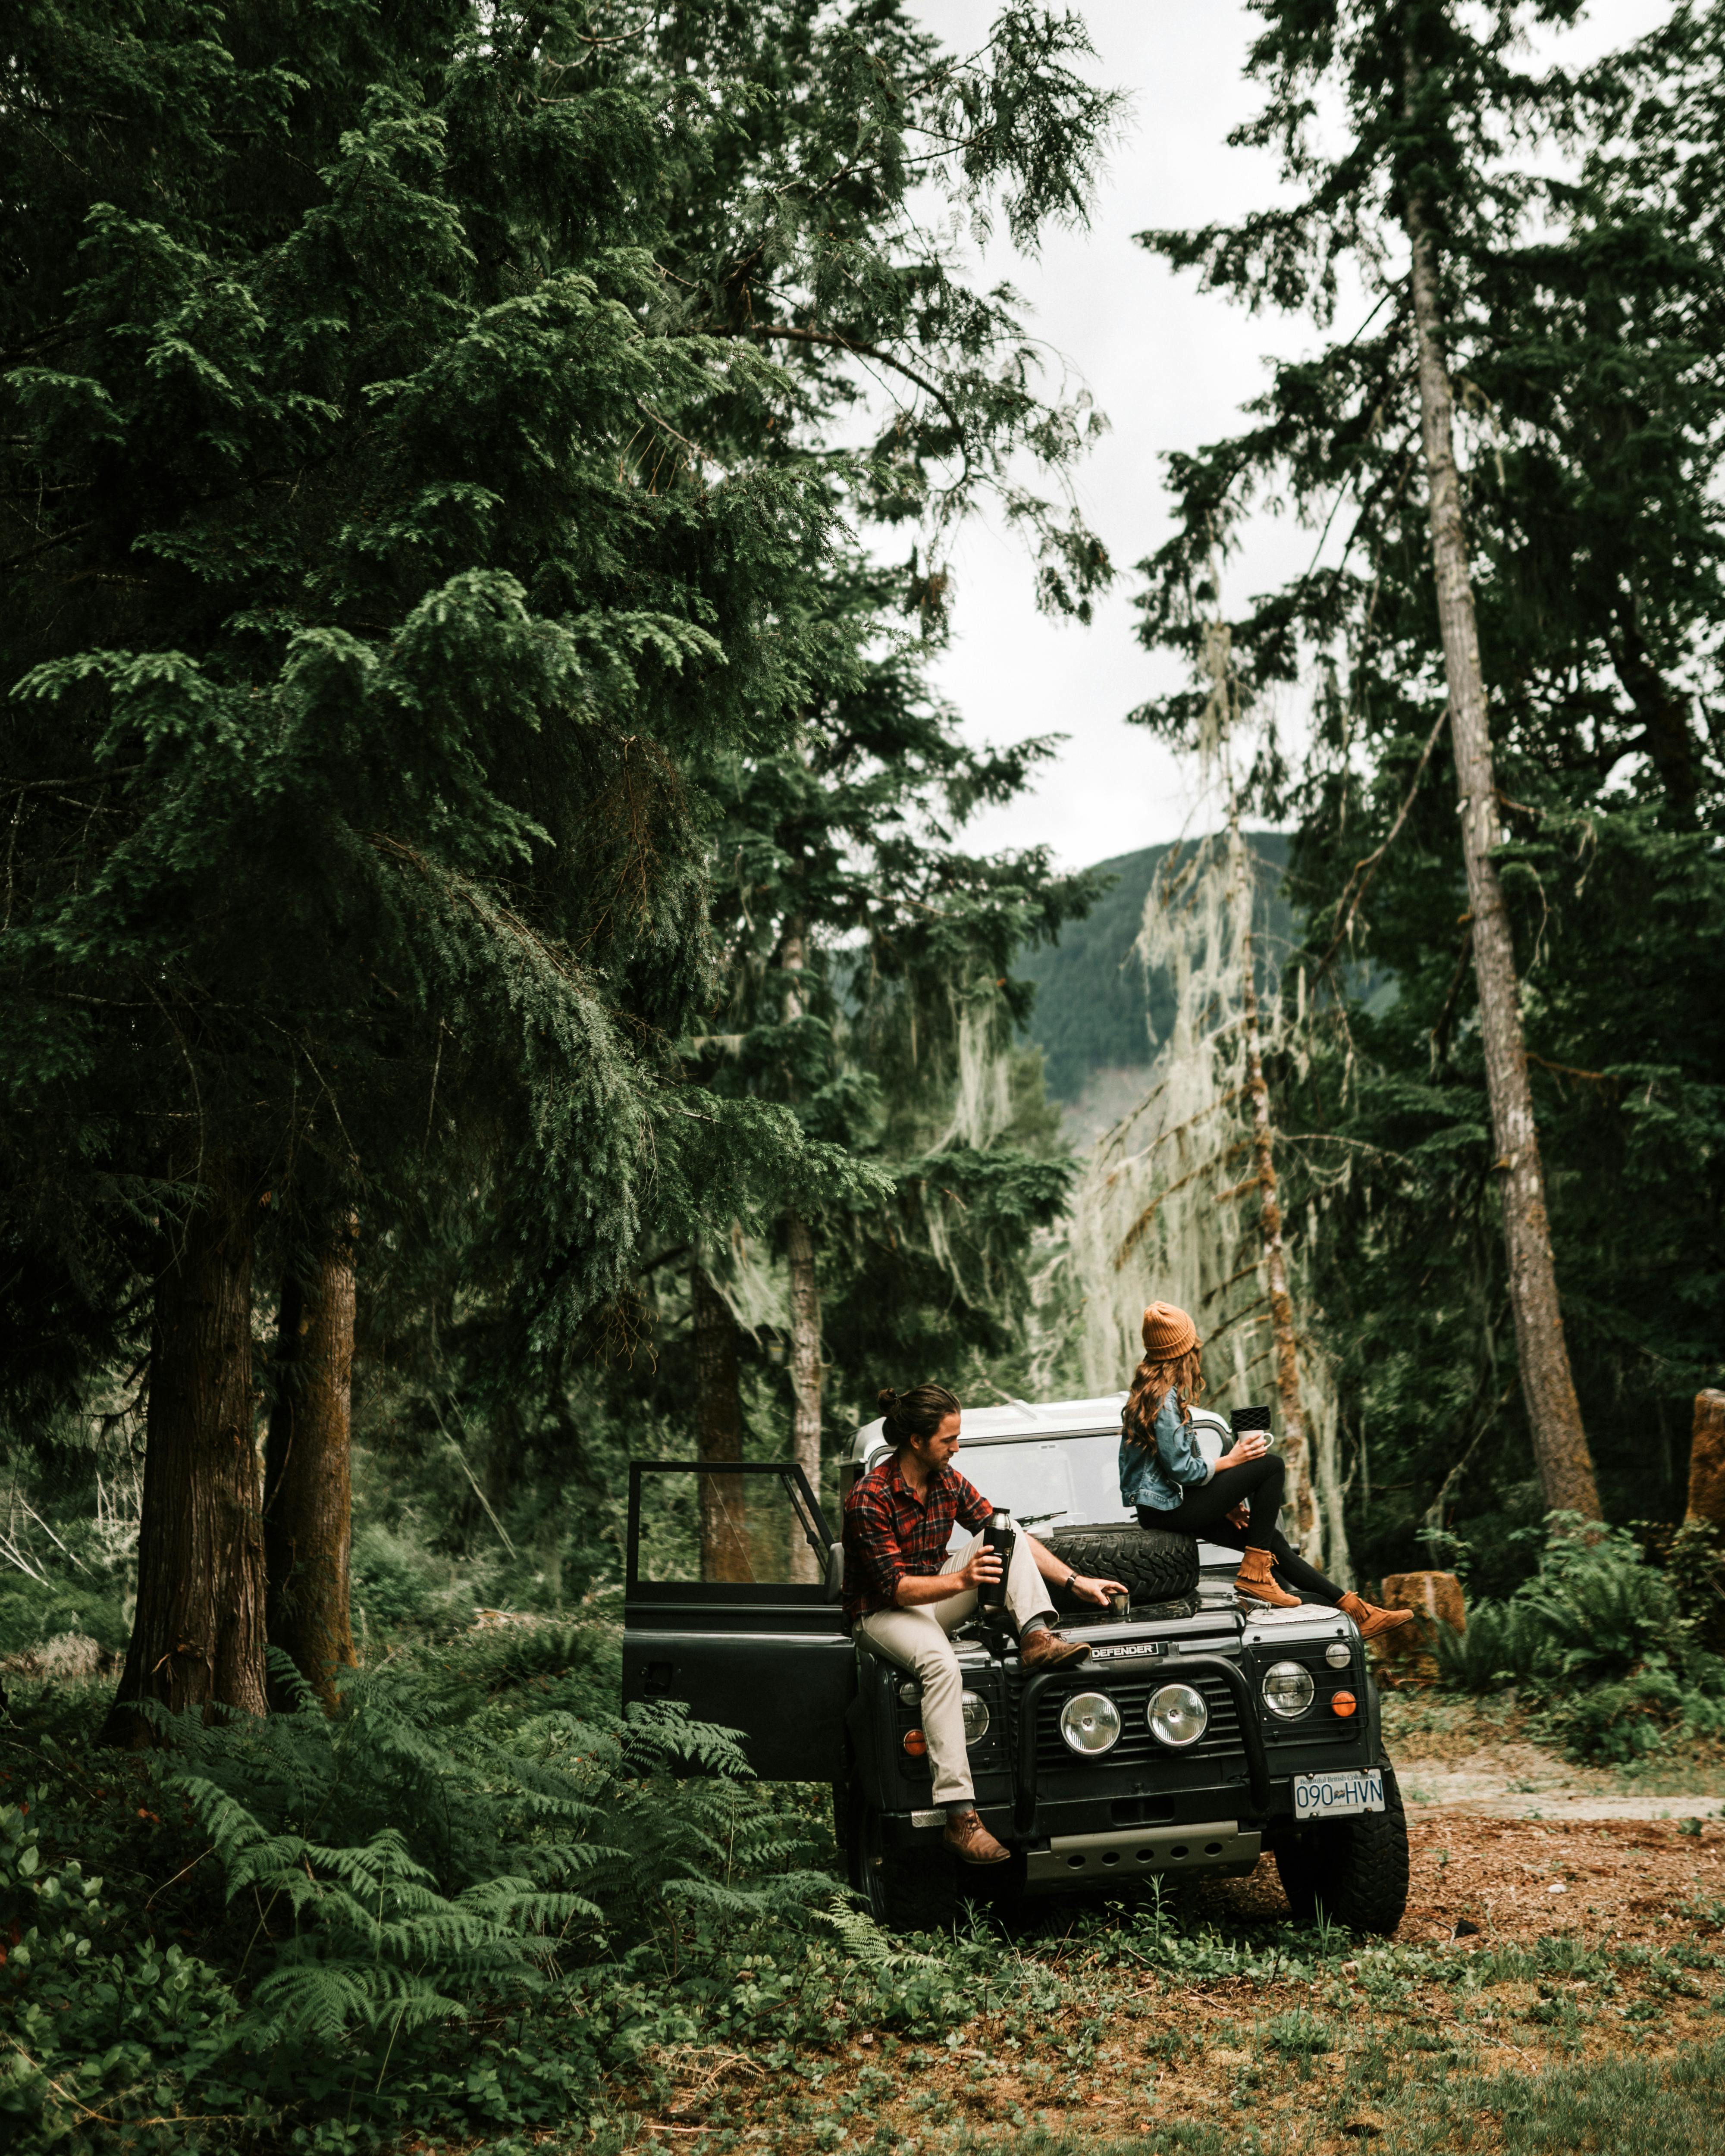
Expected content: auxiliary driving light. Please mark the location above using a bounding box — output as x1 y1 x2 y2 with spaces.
1262 1660 1316 1719
1325 1641 1352 1670
1058 1691 1123 1756
1146 1681 1209 1750
960 1690 991 1742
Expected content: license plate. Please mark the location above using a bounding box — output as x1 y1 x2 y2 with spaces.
1294 1769 1385 1820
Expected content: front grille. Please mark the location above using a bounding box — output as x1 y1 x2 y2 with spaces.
1022 1668 1244 1772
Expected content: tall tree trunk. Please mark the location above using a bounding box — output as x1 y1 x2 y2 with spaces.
1403 124 1603 1520
102 1161 267 1745
691 1260 751 1582
784 1212 823 1582
780 912 823 1581
1238 905 1317 1556
263 1217 358 1707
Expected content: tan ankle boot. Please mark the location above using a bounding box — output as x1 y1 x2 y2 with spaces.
1339 1591 1417 1641
944 1810 1010 1865
1234 1545 1301 1608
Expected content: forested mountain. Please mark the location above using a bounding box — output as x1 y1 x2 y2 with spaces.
1016 830 1290 1101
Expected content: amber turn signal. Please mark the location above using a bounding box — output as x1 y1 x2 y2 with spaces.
1330 1690 1358 1718
902 1727 928 1756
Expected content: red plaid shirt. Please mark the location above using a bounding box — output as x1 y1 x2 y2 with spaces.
841 1454 993 1624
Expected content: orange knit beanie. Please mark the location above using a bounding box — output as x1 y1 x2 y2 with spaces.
1141 1301 1198 1358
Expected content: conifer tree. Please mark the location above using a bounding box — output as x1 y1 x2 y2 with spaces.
1134 0 1608 1519
1 3 1118 1711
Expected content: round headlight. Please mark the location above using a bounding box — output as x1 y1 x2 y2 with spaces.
1147 1682 1208 1750
1058 1691 1122 1756
1262 1660 1316 1719
960 1689 991 1742
1325 1641 1352 1670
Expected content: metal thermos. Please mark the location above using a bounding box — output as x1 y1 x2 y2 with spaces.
980 1507 1014 1614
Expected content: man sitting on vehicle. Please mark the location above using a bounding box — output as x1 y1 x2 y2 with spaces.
843 1382 1127 1868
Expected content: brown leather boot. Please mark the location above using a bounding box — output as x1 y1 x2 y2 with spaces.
1234 1546 1302 1609
944 1810 1010 1865
1020 1629 1091 1671
1339 1591 1417 1641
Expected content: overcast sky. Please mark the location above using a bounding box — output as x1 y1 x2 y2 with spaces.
909 0 1670 874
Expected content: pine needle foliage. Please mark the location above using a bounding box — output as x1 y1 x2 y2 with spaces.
0 0 1122 1403
1129 0 1725 1571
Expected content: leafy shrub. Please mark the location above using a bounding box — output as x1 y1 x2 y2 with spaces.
0 1796 261 2149
1436 1518 1725 1760
1667 1519 1725 1654
350 1520 479 1638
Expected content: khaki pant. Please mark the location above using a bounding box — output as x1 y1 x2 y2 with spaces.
857 1532 1054 1807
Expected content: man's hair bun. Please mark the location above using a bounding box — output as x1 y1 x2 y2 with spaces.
878 1381 961 1447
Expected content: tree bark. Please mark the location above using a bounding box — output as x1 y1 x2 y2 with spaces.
784 1211 824 1582
691 1260 752 1582
1403 122 1602 1520
1238 906 1318 1556
102 1161 267 1745
779 911 824 1581
263 1217 358 1708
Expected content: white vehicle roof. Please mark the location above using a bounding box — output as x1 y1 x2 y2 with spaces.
848 1392 1230 1464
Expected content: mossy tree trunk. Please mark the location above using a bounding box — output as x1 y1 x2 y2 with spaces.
102 1161 267 1746
1403 62 1601 1521
691 1260 751 1582
263 1216 358 1707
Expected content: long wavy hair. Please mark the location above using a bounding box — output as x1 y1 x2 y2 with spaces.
1121 1344 1205 1450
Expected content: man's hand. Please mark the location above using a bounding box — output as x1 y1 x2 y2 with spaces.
1066 1573 1128 1608
956 1547 1004 1595
1227 1502 1250 1532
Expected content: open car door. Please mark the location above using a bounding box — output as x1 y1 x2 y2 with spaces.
620 1460 854 1781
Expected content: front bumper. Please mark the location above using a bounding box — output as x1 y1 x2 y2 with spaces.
1023 1818 1261 1890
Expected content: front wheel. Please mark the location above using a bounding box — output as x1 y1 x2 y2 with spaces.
853 1799 957 1934
1274 1758 1409 1937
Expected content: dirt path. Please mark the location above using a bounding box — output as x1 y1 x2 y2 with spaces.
637 1814 1725 2154
1408 1780 1724 1820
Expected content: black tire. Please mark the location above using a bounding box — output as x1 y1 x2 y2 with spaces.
833 1779 861 1890
1273 1758 1408 1937
1038 1523 1199 1608
854 1801 957 1933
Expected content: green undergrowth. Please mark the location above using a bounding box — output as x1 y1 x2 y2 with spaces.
9 1604 1725 2153
1434 1519 1725 1764
0 1630 987 2153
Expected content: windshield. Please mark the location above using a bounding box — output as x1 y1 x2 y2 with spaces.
938 1428 1238 1571
958 1433 1126 1531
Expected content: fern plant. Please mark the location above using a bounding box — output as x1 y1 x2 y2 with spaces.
1436 1520 1725 1760
132 1654 836 2100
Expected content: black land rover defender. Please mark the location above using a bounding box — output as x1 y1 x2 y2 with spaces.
621 1395 1409 1935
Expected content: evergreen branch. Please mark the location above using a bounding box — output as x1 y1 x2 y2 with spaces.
696 323 969 464
1316 704 1449 974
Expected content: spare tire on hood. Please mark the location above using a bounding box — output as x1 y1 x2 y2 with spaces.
1035 1522 1200 1610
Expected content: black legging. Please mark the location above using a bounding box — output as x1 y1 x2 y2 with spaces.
1137 1454 1348 1604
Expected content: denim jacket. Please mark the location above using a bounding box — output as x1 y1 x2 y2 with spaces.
1119 1390 1215 1512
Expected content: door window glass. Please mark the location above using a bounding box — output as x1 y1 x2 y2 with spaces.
631 1464 828 1587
